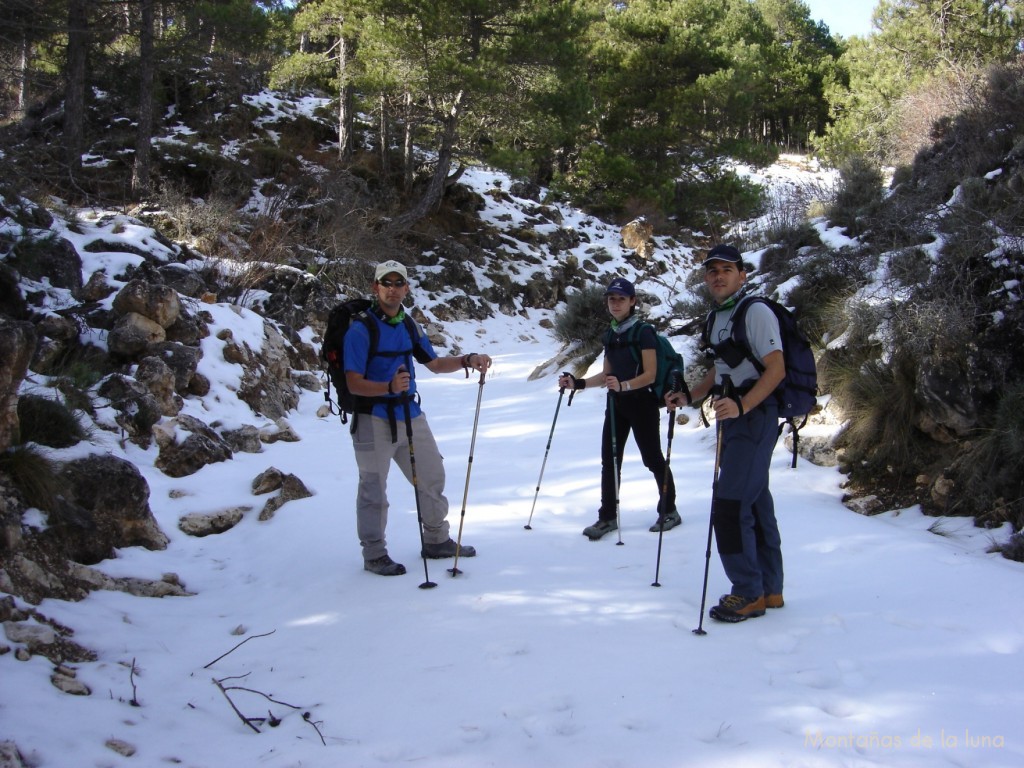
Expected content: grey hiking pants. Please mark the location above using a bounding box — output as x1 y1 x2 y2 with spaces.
351 412 451 561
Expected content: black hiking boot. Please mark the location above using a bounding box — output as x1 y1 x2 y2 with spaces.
421 539 477 559
364 555 406 576
709 593 766 623
648 509 682 532
582 519 618 540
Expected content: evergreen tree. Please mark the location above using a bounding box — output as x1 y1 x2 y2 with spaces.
818 0 1022 163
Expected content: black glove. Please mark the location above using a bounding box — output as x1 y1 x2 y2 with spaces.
669 369 691 405
565 372 586 390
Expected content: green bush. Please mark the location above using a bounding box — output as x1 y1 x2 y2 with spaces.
832 352 933 483
671 170 763 233
0 445 61 512
827 155 884 237
554 285 607 350
17 394 84 448
951 382 1024 530
784 249 874 342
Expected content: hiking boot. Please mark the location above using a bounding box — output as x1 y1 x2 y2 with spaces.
766 593 784 609
421 539 477 559
648 509 682 532
364 555 406 576
709 593 766 623
582 519 618 540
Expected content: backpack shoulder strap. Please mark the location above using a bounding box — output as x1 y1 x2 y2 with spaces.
402 314 434 365
353 311 379 375
728 296 766 373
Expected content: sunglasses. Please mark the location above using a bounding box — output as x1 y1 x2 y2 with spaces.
378 278 407 288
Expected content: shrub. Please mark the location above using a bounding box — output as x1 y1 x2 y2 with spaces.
747 180 829 252
672 170 763 233
827 155 884 237
0 445 62 512
831 352 933 483
997 530 1024 563
783 249 874 342
17 394 84 448
950 382 1024 530
554 285 607 350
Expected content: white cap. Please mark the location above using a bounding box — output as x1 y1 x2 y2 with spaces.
374 260 408 282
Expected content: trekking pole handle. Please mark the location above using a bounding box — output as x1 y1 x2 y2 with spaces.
561 371 578 405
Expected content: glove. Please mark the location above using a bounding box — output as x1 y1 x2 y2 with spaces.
669 369 691 405
563 372 586 390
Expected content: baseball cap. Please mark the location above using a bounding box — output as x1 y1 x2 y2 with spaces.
703 244 743 266
604 277 635 298
374 260 409 282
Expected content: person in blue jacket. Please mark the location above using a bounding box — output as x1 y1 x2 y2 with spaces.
344 260 491 575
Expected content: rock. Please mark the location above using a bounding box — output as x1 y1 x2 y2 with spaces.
50 667 90 696
621 217 654 259
3 620 57 646
57 454 169 562
105 739 136 758
135 356 183 417
107 311 167 359
785 433 838 467
930 475 955 511
916 356 978 437
111 279 181 328
178 508 248 537
258 473 313 521
78 269 115 301
252 467 284 495
0 740 28 768
221 424 263 454
260 418 300 444
843 495 884 516
0 320 36 454
148 341 203 394
66 562 192 597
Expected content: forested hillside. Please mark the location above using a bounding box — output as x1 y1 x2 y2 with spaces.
1 2 1023 534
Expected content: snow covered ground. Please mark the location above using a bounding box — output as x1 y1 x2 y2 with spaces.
4 311 1023 768
3 148 1023 767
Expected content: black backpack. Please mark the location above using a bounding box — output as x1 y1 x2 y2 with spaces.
703 296 818 466
321 298 429 423
604 322 688 405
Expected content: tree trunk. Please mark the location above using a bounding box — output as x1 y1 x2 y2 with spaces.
378 93 390 179
132 0 155 198
64 0 89 175
403 91 414 196
387 91 464 234
337 29 354 160
18 31 30 116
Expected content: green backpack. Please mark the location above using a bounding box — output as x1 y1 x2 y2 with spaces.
604 322 687 404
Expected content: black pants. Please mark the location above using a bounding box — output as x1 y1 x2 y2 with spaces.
599 391 675 520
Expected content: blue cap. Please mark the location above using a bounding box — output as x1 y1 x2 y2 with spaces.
604 277 635 298
704 244 743 266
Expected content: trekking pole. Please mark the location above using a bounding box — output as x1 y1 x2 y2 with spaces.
608 390 624 546
401 390 437 590
694 375 732 634
524 374 570 530
651 409 676 587
449 367 487 576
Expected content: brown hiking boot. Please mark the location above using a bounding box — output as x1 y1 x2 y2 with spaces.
709 594 766 623
766 593 784 609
